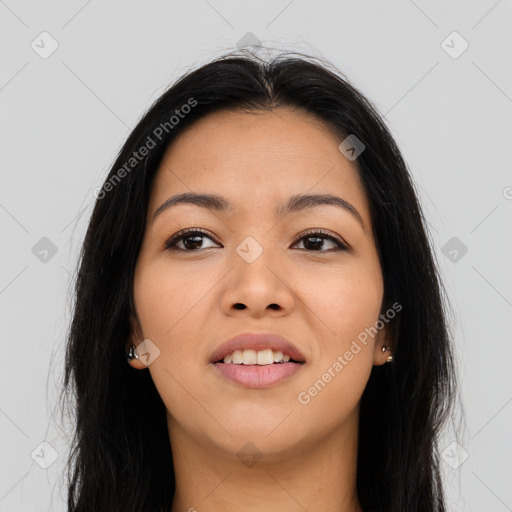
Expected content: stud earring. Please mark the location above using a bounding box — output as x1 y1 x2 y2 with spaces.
381 345 393 363
127 344 139 360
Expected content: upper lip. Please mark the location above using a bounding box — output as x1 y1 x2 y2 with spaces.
210 333 306 363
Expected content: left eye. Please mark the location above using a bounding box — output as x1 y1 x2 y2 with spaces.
164 229 348 252
291 231 348 252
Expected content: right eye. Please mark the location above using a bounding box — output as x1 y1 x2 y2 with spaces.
164 229 221 252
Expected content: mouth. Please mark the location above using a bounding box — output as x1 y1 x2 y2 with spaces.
213 349 305 389
210 333 307 388
214 348 305 365
212 359 305 388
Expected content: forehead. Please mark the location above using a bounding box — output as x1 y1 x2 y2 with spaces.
150 108 370 221
159 107 343 170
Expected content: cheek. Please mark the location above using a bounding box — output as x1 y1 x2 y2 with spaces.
295 275 380 430
304 259 384 345
133 256 213 347
333 279 382 343
296 258 383 410
132 259 214 422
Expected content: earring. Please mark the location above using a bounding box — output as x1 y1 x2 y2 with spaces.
381 345 393 363
127 344 139 360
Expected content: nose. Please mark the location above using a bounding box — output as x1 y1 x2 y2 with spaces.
220 249 296 318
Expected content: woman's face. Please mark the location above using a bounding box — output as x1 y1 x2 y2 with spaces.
129 107 391 460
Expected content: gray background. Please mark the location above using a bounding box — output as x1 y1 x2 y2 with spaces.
1 1 511 510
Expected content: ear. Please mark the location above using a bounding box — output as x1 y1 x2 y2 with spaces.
126 313 147 370
372 320 394 366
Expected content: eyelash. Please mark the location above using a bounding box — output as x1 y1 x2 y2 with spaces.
164 228 349 253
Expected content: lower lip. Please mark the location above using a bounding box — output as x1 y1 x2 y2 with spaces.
213 362 304 388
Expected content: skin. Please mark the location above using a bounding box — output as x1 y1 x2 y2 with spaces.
128 107 392 512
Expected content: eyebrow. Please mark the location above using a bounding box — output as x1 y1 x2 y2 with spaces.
153 192 365 230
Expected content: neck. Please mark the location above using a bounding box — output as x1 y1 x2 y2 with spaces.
169 408 363 512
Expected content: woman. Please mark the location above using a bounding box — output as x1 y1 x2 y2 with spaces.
61 50 459 511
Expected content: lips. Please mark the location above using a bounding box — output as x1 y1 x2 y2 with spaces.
209 332 306 364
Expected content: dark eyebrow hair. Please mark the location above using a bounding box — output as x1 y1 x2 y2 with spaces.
152 192 365 230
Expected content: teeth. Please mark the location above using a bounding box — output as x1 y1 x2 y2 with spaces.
222 349 294 365
273 351 283 362
257 349 273 365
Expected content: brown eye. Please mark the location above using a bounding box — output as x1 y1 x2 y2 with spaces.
165 229 220 252
164 228 349 253
292 230 349 252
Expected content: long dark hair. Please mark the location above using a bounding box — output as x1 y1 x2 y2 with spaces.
60 49 459 511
